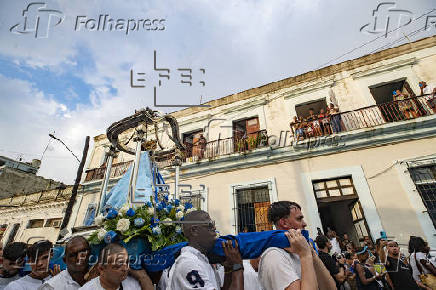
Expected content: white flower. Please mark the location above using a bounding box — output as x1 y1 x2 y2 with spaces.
152 226 162 235
147 207 155 215
116 218 130 233
163 218 172 222
186 208 196 214
97 229 107 241
175 226 182 234
94 215 104 226
176 205 184 212
176 211 184 220
119 204 130 214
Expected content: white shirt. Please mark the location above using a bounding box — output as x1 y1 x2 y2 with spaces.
258 247 301 290
243 260 263 290
0 274 20 289
330 237 342 255
168 246 220 290
5 275 51 290
39 270 81 290
157 268 170 290
423 84 435 95
79 276 140 290
410 252 436 282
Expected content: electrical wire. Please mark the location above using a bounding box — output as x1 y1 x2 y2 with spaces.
48 134 80 163
315 8 436 70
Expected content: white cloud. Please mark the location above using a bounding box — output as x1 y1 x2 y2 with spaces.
0 0 435 183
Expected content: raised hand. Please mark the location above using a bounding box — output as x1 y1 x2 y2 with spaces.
284 229 312 258
222 240 242 268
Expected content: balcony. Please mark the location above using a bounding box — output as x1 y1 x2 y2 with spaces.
291 94 436 140
84 161 131 182
183 129 269 163
84 130 269 182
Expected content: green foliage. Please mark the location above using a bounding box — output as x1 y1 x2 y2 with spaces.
88 199 189 252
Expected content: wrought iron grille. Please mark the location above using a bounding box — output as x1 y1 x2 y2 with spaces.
233 185 272 233
180 190 205 210
408 160 436 228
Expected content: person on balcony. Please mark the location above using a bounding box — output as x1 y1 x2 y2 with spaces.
419 81 436 114
319 108 331 136
308 108 322 137
195 134 207 160
329 103 342 133
394 89 417 119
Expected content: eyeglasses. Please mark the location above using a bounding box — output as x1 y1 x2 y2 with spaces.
194 220 216 231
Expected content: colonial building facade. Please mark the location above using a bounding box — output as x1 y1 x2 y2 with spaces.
2 36 435 249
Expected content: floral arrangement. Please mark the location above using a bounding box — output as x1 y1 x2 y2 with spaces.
88 197 194 251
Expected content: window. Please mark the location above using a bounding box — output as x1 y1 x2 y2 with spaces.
45 218 62 228
83 203 96 226
312 177 356 199
233 117 259 140
408 163 436 228
295 99 328 119
182 130 204 159
232 185 272 233
27 219 44 229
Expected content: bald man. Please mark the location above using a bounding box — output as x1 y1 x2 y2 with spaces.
41 236 90 290
79 243 153 290
168 210 244 290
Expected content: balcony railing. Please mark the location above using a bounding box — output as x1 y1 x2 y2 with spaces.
84 130 269 182
84 161 131 182
183 129 269 163
291 94 436 140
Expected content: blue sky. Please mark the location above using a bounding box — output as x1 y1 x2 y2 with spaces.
0 0 435 183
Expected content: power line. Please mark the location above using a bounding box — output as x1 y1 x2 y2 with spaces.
48 134 80 163
368 25 428 54
315 8 436 70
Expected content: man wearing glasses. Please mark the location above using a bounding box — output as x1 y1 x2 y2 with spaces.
168 210 244 290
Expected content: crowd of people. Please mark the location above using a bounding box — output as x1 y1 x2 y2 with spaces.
290 81 436 141
290 103 342 141
0 203 435 289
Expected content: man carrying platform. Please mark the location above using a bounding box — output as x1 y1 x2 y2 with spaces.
258 201 336 290
168 210 244 290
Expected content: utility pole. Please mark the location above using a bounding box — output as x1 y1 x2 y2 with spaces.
57 136 90 240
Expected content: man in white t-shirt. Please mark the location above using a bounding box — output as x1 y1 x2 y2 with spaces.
326 230 342 256
40 236 91 290
243 258 263 290
6 240 53 290
168 210 244 290
79 243 153 290
258 201 336 290
0 242 27 289
420 81 436 96
420 81 436 114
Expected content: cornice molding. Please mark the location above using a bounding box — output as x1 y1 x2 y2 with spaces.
351 57 417 79
164 116 436 180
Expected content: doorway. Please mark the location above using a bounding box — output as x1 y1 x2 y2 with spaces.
313 176 372 246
